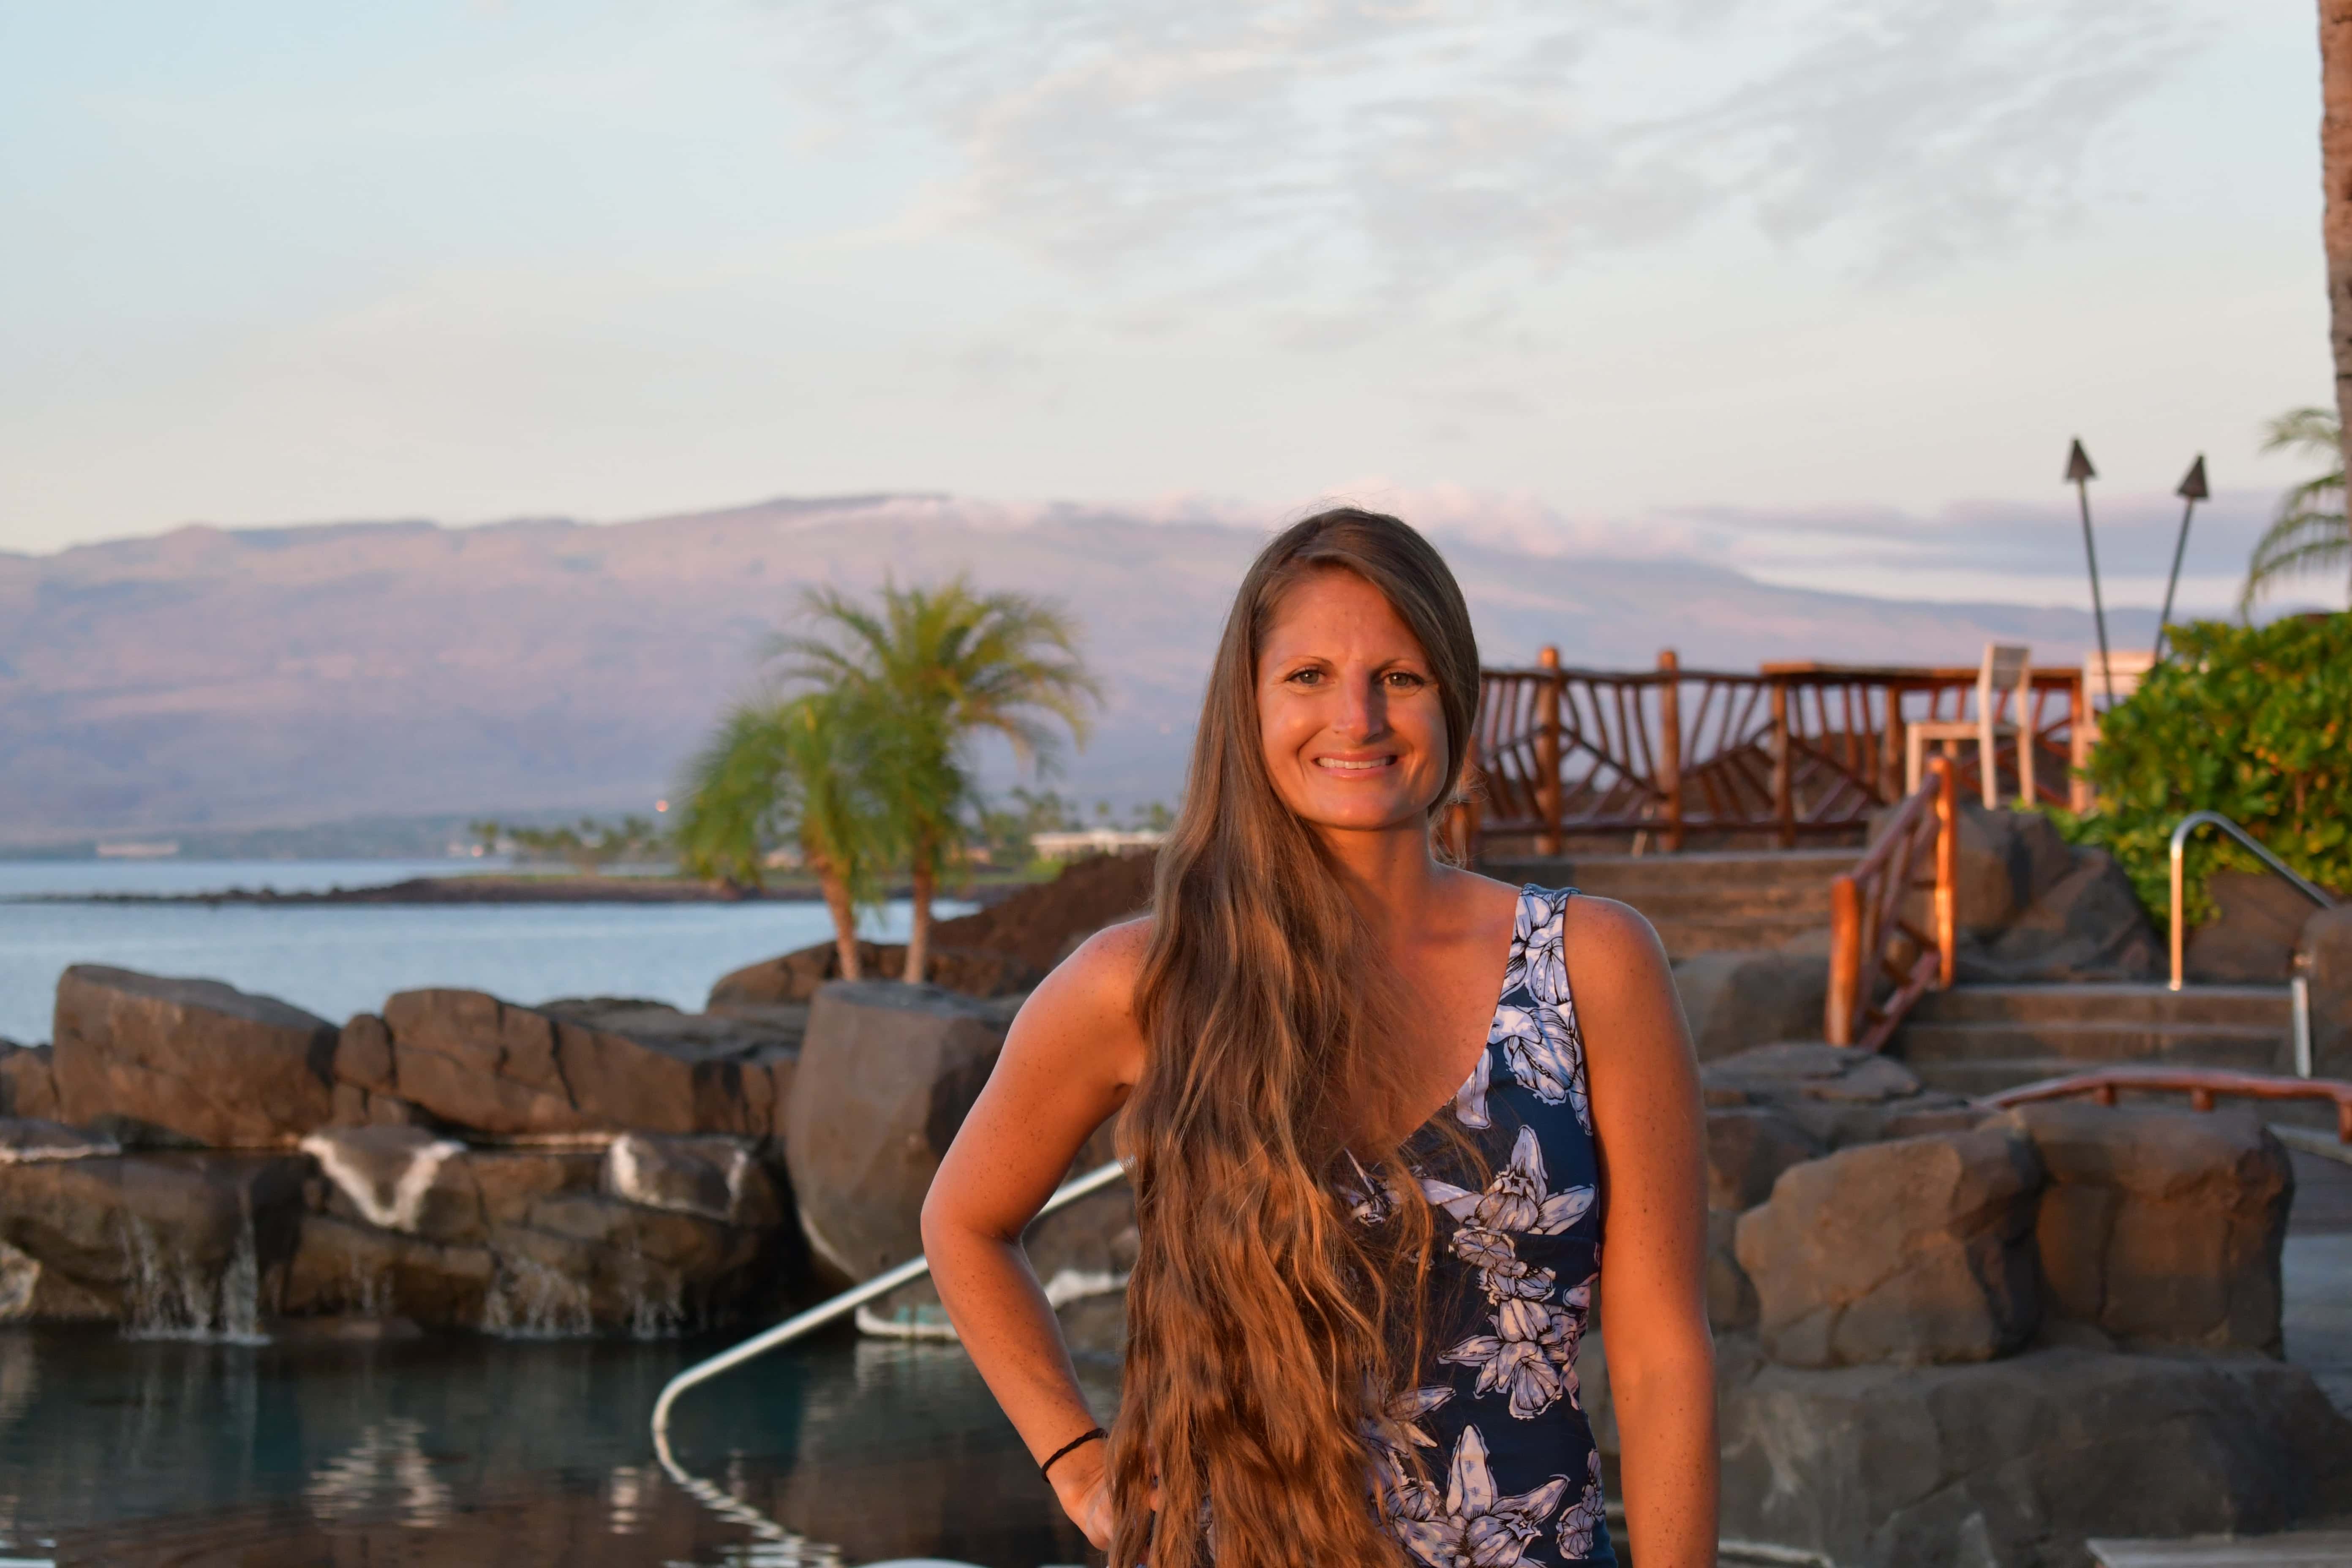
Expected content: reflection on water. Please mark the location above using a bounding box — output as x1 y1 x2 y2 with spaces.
0 1326 1113 1567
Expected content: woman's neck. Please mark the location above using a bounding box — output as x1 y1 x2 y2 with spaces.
1314 819 1452 942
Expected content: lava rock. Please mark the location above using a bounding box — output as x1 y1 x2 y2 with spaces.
1707 1207 1760 1331
281 1211 495 1326
378 989 787 1139
2299 903 2352 1082
1950 804 2078 937
2186 871 2332 985
0 1237 114 1321
784 980 1012 1280
2001 1101 2293 1355
1710 1340 2352 1567
0 1152 307 1327
52 966 339 1147
1673 950 1830 1062
1734 1125 2043 1367
488 1191 767 1334
1706 1105 1825 1212
299 1126 472 1236
0 1117 120 1163
710 942 1042 1006
1701 1041 1977 1151
1955 847 2164 984
0 1041 59 1122
603 1132 780 1228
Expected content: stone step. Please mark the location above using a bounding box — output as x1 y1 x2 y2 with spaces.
1647 916 1827 958
1909 1056 2292 1101
2089 1532 2352 1567
1896 1021 2290 1070
1907 983 2293 1027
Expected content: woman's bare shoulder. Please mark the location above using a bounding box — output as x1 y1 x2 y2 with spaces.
1560 894 1674 1002
1005 915 1154 1084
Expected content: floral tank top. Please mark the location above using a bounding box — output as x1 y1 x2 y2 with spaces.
1354 886 1614 1568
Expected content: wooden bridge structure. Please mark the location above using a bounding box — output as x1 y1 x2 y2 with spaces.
1455 648 2096 858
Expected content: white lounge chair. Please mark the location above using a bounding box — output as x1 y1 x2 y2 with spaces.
1906 643 2034 808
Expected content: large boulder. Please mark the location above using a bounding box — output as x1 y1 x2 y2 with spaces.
0 1152 307 1331
52 966 338 1146
1579 1333 2352 1568
2302 903 2352 1083
1673 950 1829 1062
1706 1104 1824 1212
784 981 1013 1280
1955 848 2164 984
1735 1126 2043 1367
0 1041 59 1122
603 1132 780 1228
2002 1102 2293 1354
484 1190 770 1335
1718 1340 2352 1567
1949 804 2078 936
2186 871 2333 985
1702 1041 1979 1151
373 990 792 1140
280 1211 496 1326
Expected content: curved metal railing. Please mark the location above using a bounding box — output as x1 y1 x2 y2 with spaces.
2168 811 2336 991
650 1158 1130 1479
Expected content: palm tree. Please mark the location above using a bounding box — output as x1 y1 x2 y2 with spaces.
2240 406 2352 613
776 577 1102 984
672 690 895 980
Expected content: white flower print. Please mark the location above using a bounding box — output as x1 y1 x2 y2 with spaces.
1489 1002 1592 1135
1367 1385 1453 1465
1502 887 1569 1007
1447 1225 1557 1304
1439 1296 1577 1419
1388 1424 1571 1568
1342 1150 1405 1227
1557 1449 1606 1559
1423 1126 1595 1238
1451 1045 1494 1130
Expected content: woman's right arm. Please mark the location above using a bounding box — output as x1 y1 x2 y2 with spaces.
919 920 1150 1549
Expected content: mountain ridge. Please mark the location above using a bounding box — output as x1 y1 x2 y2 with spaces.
0 494 2152 841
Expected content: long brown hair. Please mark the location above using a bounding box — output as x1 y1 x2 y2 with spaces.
1112 509 1483 1568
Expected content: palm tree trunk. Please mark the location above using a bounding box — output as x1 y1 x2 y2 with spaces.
905 842 936 986
814 854 862 981
2322 2 2352 490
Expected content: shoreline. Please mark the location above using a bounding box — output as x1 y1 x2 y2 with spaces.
13 873 1035 907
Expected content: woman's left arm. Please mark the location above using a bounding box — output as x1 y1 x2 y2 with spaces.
1565 896 1717 1568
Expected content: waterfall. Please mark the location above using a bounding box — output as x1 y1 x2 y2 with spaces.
120 1203 267 1345
480 1258 592 1339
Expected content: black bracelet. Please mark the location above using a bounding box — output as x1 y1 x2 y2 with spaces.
1039 1426 1107 1479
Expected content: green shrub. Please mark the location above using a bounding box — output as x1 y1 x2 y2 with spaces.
2061 613 2349 931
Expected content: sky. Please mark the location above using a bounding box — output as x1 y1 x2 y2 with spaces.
0 0 2341 614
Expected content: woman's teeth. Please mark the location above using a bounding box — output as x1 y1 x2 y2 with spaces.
1318 757 1390 770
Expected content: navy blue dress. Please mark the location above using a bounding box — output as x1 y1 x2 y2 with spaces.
1357 886 1614 1568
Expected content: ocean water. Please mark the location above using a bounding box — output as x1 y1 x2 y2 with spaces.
0 861 968 1045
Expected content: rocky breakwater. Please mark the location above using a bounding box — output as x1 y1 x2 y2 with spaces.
0 965 806 1337
1579 1043 2352 1567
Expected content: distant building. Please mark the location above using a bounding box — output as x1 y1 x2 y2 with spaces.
1030 829 1165 861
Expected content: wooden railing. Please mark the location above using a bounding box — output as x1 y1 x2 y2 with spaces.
1463 650 2084 855
1983 1067 2352 1143
1825 756 1957 1050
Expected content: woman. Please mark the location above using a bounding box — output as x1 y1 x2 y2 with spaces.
921 509 1716 1568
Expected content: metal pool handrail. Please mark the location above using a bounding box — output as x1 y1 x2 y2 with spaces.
2169 810 2336 991
650 1157 1130 1478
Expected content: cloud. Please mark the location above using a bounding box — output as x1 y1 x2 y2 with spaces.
781 0 2202 315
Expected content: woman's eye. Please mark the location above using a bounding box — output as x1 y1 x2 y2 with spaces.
1384 670 1426 689
1288 667 1323 686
